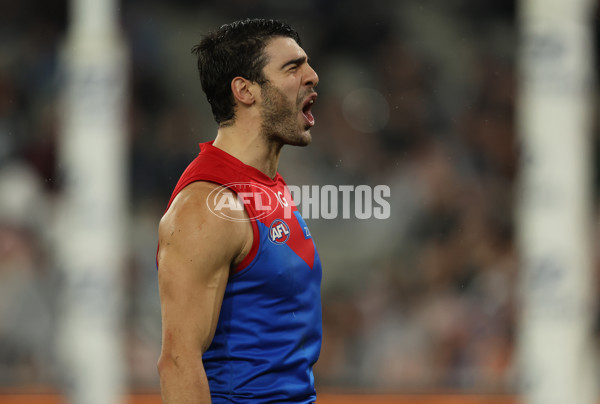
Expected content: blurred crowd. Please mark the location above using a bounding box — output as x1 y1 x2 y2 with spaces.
1 0 599 394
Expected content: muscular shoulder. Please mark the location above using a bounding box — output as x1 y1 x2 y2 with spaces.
158 181 251 269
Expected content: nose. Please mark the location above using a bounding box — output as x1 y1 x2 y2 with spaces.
304 64 319 88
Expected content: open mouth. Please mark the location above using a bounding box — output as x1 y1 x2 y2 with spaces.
302 94 317 127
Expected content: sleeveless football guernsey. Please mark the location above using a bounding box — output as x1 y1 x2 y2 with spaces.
164 141 322 403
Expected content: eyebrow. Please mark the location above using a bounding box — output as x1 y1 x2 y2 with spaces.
281 56 308 70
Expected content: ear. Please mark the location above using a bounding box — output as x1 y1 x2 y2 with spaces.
231 77 257 106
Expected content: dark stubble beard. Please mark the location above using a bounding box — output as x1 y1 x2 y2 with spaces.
259 82 311 147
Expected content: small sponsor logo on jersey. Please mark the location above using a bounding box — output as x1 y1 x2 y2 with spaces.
293 211 312 240
268 219 291 244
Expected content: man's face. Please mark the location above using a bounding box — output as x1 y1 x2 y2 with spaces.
258 37 319 146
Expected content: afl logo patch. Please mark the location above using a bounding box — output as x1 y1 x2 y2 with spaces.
269 219 290 245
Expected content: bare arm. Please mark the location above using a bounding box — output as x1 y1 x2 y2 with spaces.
156 182 252 404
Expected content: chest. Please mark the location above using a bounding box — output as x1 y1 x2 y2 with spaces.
230 182 321 299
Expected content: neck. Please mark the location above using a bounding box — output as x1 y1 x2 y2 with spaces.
212 118 283 179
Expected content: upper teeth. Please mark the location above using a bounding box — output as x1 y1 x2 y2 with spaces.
309 100 314 104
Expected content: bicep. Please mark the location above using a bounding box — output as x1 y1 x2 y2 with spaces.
158 248 229 355
157 183 246 355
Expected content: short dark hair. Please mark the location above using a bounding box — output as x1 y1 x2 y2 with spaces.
192 19 301 125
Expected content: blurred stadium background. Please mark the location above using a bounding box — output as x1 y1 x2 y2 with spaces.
1 0 600 402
